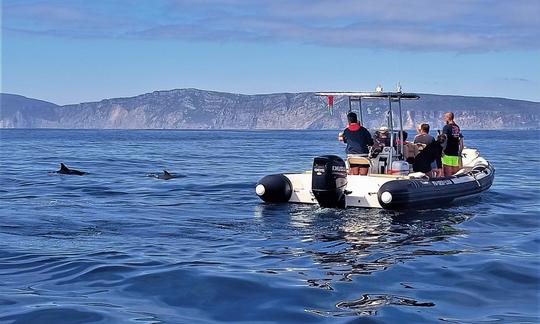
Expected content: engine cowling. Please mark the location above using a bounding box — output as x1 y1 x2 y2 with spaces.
311 155 348 208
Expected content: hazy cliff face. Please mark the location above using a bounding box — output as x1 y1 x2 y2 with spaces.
1 90 539 129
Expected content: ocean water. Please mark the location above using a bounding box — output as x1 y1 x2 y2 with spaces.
0 129 539 323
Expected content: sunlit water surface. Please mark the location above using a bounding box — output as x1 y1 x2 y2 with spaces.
0 129 539 323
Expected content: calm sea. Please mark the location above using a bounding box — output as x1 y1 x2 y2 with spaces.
0 129 539 323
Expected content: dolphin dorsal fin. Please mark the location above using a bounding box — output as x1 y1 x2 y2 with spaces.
163 170 171 176
60 163 69 171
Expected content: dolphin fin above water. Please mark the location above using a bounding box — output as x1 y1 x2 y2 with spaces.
158 170 176 180
56 163 86 175
59 163 70 173
147 170 184 180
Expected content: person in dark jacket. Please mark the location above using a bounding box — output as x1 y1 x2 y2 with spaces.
441 112 463 176
413 123 437 171
373 126 391 146
339 112 374 175
413 134 444 177
370 126 390 158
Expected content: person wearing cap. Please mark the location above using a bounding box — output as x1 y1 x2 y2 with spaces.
374 126 391 147
339 112 373 175
369 126 390 158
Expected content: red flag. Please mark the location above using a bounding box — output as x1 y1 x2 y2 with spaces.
327 95 334 107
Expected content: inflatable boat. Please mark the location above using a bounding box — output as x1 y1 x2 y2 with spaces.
255 89 495 210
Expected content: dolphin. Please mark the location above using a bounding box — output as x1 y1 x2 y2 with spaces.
148 170 184 180
54 163 86 176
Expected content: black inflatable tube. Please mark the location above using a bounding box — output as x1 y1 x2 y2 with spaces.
378 163 495 210
256 174 293 203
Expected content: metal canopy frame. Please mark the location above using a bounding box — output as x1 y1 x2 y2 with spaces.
316 91 420 171
315 92 420 100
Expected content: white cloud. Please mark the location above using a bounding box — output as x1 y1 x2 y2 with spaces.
3 0 539 51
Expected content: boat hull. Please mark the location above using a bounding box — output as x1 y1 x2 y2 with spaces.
256 155 495 210
377 162 494 210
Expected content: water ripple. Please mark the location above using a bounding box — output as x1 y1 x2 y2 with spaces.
0 129 538 323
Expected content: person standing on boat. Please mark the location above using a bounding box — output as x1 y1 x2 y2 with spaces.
339 112 373 175
413 123 441 176
414 123 435 145
413 133 443 177
441 112 462 176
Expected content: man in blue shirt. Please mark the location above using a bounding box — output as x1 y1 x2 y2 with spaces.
339 112 373 175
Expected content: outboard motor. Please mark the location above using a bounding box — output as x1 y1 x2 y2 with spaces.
256 174 293 203
311 155 348 208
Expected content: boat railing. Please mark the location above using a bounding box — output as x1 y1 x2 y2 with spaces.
316 89 420 170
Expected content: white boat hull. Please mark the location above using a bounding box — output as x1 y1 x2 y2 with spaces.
256 148 494 210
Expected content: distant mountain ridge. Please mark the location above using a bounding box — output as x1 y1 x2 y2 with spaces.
1 89 539 129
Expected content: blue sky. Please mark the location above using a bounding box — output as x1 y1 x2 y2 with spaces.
2 0 539 104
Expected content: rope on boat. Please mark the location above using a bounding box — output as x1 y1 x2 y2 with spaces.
469 171 481 188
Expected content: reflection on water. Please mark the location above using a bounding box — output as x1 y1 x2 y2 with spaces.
1 130 538 323
308 293 435 317
254 203 472 316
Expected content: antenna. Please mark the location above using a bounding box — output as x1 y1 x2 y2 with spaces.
396 82 402 93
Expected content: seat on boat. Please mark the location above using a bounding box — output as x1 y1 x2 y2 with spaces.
347 156 371 166
347 156 371 175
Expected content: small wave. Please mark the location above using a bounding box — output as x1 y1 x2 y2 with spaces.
56 264 136 286
81 187 128 197
0 307 105 324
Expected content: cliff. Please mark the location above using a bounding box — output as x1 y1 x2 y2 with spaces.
1 89 539 129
